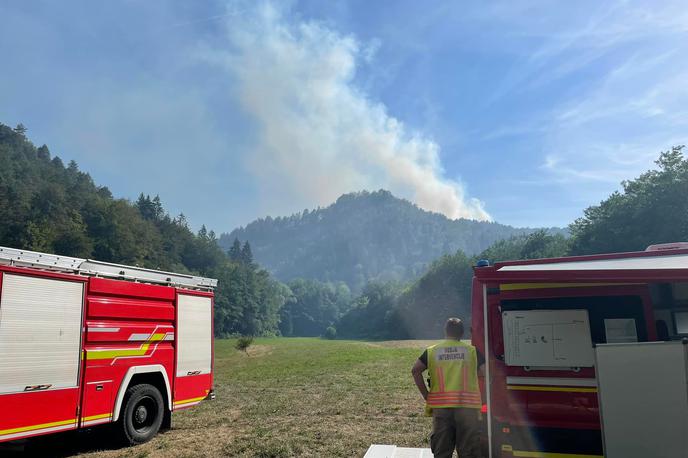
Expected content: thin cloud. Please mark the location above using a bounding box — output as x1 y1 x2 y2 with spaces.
482 0 688 188
485 0 688 103
202 2 490 221
541 154 626 184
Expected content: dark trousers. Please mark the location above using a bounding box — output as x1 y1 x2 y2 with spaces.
430 408 482 458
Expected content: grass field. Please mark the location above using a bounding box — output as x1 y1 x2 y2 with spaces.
11 338 436 457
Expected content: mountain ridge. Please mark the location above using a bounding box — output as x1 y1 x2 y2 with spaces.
220 190 564 290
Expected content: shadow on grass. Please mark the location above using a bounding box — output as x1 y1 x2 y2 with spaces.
0 426 170 457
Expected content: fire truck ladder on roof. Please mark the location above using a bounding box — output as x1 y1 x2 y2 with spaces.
0 246 218 290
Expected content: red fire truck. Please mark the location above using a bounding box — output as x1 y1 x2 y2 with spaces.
472 242 688 458
0 246 215 445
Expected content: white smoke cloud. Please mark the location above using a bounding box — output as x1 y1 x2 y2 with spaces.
209 2 490 221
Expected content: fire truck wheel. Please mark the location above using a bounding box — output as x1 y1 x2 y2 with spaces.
119 383 165 445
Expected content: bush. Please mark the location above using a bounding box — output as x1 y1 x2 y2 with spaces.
323 326 337 340
235 335 254 355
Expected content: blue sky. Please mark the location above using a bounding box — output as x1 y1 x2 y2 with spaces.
1 1 686 232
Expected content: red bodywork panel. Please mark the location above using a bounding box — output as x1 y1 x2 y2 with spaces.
0 266 214 443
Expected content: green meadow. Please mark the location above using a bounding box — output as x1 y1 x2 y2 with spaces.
84 338 434 457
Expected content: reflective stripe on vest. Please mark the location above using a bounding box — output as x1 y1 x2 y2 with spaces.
426 340 481 409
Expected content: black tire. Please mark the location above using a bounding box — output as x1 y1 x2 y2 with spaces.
118 383 165 445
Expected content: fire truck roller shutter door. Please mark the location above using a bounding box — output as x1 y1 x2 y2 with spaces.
176 294 212 377
0 274 84 393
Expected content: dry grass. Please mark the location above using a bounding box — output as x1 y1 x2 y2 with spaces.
7 338 435 457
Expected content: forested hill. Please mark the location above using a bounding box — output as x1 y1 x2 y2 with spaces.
0 122 288 337
221 190 562 290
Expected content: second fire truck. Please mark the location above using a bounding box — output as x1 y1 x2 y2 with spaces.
472 242 688 457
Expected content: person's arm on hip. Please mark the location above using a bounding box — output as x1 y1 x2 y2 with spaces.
412 358 428 401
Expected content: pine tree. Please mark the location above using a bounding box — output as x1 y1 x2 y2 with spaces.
37 145 50 161
136 194 155 220
152 195 164 220
67 160 79 174
13 123 27 136
228 237 242 262
241 241 253 265
174 213 189 229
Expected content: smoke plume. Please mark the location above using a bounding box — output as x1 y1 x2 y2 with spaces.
210 2 490 220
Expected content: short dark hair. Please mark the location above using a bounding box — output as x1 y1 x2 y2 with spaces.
445 318 464 338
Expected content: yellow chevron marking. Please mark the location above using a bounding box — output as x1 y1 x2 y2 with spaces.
174 395 207 406
0 418 75 436
82 413 111 421
86 333 167 360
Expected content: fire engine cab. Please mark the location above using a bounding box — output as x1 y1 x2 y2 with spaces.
0 246 216 445
472 242 688 458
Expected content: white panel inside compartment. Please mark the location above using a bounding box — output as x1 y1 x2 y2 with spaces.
595 342 688 458
502 309 594 367
673 283 688 301
0 274 84 393
177 294 212 376
675 311 688 334
604 318 638 343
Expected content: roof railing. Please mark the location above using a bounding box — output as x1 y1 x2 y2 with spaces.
0 246 217 290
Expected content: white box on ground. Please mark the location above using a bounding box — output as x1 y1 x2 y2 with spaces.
364 444 433 458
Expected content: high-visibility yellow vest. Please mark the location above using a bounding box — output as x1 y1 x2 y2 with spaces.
426 340 481 409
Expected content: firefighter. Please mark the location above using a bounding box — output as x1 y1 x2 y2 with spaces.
411 317 485 458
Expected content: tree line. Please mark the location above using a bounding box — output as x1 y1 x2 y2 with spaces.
332 146 688 339
2 122 686 339
221 144 688 340
0 123 287 337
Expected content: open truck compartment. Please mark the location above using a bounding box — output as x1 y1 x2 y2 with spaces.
472 243 688 457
